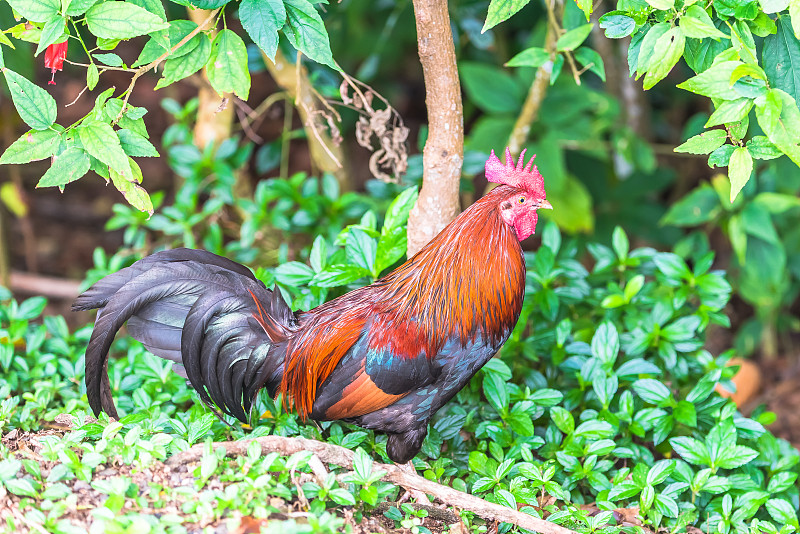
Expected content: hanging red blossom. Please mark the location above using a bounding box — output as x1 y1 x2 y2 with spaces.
44 41 68 85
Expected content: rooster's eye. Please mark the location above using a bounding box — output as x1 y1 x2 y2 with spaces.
518 197 526 204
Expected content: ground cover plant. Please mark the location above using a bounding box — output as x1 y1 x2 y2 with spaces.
1 205 799 532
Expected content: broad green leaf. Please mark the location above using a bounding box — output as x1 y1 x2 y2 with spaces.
5 0 59 22
705 98 753 127
0 129 60 164
311 264 371 288
155 35 211 89
674 129 727 154
117 129 159 157
85 2 169 39
644 27 685 89
206 29 251 99
506 47 550 68
633 378 673 405
760 0 790 13
110 159 153 215
275 261 315 286
670 436 710 466
78 121 132 179
680 5 727 39
460 62 524 114
637 23 671 76
728 146 753 202
766 499 800 527
346 228 377 273
677 60 743 99
93 53 123 67
755 88 800 166
483 0 532 32
545 175 593 232
574 47 605 81
2 69 57 130
129 0 167 20
34 15 67 57
36 147 91 188
730 63 766 84
715 444 759 469
383 186 418 232
684 33 730 74
746 135 783 159
556 24 593 52
0 31 13 49
660 184 721 226
598 13 636 38
240 0 286 60
715 0 759 19
763 18 800 104
283 0 336 69
4 479 37 497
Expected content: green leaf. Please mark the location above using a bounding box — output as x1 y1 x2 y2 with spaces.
706 98 753 127
747 135 783 159
766 499 800 527
93 53 124 67
637 23 671 76
755 88 800 166
684 33 730 74
36 147 91 188
483 0 532 32
85 2 169 39
346 228 377 274
117 129 159 157
2 69 57 130
0 129 60 165
34 15 67 57
760 0 790 13
677 60 743 99
4 478 37 497
460 62 524 113
754 191 800 212
155 35 211 89
133 20 201 67
283 0 336 69
633 379 673 405
66 0 100 16
763 17 800 104
110 159 153 215
670 436 711 466
680 5 728 39
506 47 550 68
598 13 636 38
5 0 59 22
275 261 315 286
574 47 605 81
646 0 674 9
674 400 697 427
240 0 286 60
674 129 727 154
311 264 371 287
78 121 132 179
644 27 685 89
382 187 417 233
728 146 753 202
791 0 800 39
715 444 759 468
206 29 251 99
87 62 99 90
661 184 721 226
556 24 593 52
550 406 574 434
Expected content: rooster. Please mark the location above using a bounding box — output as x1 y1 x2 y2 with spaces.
74 148 550 463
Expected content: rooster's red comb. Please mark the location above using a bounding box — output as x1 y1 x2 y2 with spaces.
485 147 545 196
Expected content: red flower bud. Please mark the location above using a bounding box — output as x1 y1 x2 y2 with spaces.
44 41 68 85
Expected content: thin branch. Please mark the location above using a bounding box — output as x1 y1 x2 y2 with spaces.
167 436 580 534
544 0 582 86
63 59 135 73
115 8 220 123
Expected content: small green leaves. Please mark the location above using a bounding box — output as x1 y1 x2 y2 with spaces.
728 146 753 201
85 2 169 40
2 69 57 131
206 30 251 99
36 147 91 188
240 0 286 60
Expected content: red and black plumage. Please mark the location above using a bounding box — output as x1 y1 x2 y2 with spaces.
75 148 550 463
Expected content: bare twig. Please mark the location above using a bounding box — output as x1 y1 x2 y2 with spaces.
168 436 580 534
115 8 220 123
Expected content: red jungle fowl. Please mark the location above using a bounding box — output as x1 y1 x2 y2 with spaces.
74 148 551 464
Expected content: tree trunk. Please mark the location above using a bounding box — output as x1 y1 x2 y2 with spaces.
406 0 464 257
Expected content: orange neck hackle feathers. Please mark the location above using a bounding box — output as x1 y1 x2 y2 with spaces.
279 186 527 419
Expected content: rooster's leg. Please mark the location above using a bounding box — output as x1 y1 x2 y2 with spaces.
397 461 431 505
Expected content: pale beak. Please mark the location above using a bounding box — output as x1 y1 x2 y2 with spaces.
538 199 553 210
